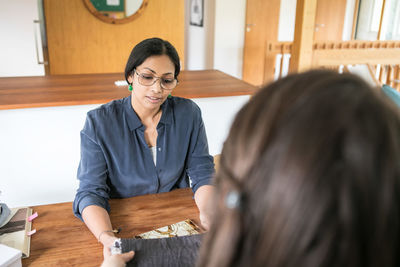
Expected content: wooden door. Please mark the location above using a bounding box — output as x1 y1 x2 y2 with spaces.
314 0 347 41
242 0 281 86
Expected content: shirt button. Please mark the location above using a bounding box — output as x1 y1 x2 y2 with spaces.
158 147 161 151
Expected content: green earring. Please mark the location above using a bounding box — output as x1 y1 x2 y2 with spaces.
168 93 172 98
128 84 133 91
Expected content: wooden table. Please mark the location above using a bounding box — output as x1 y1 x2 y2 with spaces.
0 70 258 110
22 188 200 267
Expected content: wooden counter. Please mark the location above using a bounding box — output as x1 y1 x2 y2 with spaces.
0 70 258 110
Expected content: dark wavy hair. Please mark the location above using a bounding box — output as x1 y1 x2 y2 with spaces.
124 37 180 85
197 70 400 267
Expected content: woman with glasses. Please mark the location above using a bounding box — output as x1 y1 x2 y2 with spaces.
73 38 214 259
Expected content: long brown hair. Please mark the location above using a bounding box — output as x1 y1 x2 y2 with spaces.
197 70 400 267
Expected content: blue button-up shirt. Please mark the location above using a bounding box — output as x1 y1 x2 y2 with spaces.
73 96 214 220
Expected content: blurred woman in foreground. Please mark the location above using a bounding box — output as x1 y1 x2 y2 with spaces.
198 70 400 267
105 70 400 267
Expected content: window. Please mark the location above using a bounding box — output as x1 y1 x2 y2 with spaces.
355 0 400 40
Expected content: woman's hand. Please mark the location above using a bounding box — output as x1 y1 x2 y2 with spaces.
194 185 215 231
100 251 135 267
100 233 120 259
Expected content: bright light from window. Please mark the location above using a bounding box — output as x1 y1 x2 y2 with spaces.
394 1 400 36
370 0 383 32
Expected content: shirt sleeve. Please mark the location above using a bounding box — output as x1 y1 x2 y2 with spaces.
73 113 111 221
186 103 215 193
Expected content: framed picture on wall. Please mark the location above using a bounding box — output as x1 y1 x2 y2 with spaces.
190 0 204 27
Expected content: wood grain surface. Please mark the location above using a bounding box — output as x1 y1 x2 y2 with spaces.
44 0 184 75
22 188 200 267
0 70 258 110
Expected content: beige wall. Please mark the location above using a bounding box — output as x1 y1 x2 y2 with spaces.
44 0 184 75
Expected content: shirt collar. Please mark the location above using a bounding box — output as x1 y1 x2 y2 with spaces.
124 95 173 131
159 98 173 125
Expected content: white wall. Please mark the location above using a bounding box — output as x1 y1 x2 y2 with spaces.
185 0 246 79
0 0 45 77
213 0 246 78
0 96 249 208
343 0 356 40
194 96 249 155
0 105 91 208
185 0 215 70
278 0 297 41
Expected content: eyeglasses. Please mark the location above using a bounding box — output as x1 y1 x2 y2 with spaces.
134 69 178 90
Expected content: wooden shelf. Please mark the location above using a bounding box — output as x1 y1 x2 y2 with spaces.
0 70 258 110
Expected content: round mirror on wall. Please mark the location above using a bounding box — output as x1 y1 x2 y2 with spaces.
83 0 148 24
